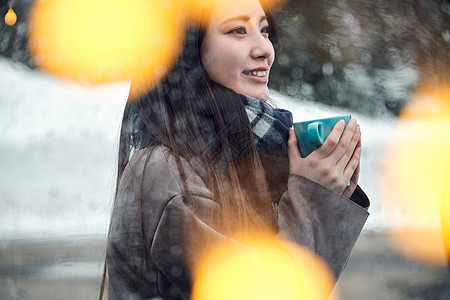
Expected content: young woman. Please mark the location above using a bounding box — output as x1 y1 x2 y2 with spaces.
103 0 370 298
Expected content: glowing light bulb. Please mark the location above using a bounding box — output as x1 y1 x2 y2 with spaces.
4 8 17 26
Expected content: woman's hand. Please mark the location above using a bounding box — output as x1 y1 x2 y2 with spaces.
287 118 362 198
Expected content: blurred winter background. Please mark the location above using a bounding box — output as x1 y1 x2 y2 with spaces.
1 0 449 299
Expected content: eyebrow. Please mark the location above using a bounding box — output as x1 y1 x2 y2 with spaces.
221 15 267 25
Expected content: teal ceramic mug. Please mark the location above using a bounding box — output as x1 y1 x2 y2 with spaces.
293 115 351 157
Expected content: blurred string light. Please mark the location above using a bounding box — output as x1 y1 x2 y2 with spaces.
4 6 17 26
381 83 450 265
192 233 337 300
27 0 283 100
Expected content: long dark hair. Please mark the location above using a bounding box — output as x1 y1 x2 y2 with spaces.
100 1 281 298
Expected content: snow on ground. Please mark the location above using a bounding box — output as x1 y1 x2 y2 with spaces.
1 58 128 239
0 58 394 239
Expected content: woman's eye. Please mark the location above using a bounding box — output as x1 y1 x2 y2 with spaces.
229 27 247 34
261 26 270 36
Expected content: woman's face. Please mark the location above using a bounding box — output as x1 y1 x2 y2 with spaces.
201 0 275 101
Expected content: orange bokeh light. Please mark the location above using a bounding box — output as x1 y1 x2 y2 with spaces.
192 233 337 300
381 82 450 265
28 0 186 99
442 159 450 263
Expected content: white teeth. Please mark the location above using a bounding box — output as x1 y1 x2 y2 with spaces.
247 71 267 77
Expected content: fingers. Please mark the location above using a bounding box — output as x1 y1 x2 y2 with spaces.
336 123 361 170
352 161 361 185
356 129 362 148
342 161 360 198
330 118 358 159
287 128 302 174
314 119 346 157
314 118 358 164
316 118 361 196
341 122 362 196
343 145 361 185
348 152 361 184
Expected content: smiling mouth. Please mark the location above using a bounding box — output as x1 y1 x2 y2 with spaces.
243 70 267 77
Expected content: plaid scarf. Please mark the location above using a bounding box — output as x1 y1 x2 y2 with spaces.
240 95 293 203
130 94 293 159
240 95 293 155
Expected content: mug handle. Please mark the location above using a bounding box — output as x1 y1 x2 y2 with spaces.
307 122 324 147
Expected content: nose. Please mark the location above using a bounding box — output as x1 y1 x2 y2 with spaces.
250 33 274 62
